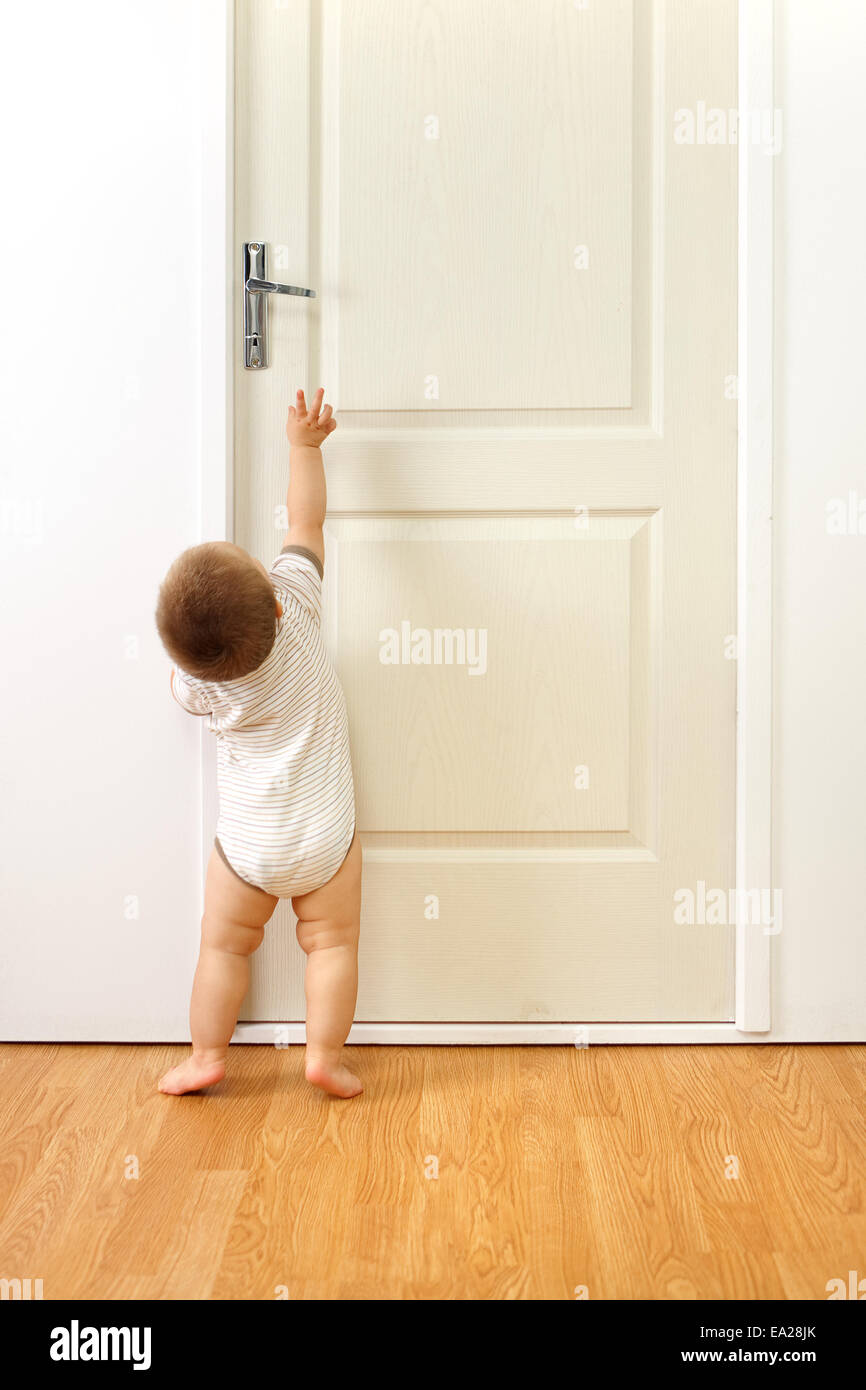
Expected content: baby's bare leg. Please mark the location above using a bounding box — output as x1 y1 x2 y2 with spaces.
159 850 277 1095
292 831 362 1098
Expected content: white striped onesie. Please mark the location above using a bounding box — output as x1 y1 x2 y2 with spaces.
171 546 355 897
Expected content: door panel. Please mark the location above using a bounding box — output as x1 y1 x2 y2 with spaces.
332 0 633 409
331 516 636 832
234 0 738 1023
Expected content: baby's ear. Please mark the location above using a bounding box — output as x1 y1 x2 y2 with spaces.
275 598 283 618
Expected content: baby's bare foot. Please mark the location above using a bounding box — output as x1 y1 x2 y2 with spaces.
305 1053 363 1098
158 1055 226 1095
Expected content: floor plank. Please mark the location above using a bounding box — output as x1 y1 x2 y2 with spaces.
0 1043 863 1300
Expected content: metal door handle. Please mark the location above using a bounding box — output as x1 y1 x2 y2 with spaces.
243 241 316 370
246 277 315 297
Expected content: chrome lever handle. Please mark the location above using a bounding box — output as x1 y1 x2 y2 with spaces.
246 277 315 298
243 241 316 370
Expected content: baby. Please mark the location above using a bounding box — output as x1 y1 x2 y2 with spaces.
155 389 361 1099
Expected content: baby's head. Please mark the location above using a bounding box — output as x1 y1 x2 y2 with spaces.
156 541 282 681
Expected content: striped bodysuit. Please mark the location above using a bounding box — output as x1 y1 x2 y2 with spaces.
171 546 355 897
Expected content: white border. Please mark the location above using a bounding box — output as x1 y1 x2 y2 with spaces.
735 0 774 1032
200 0 235 880
200 0 234 548
208 0 774 1045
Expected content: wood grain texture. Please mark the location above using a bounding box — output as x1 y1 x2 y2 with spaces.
237 0 739 1026
331 0 633 410
1 1044 864 1301
329 515 636 831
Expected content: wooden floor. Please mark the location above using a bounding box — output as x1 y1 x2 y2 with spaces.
0 1043 864 1300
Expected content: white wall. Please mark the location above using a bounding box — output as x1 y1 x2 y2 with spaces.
1 1 864 1042
771 0 866 1038
0 0 205 1038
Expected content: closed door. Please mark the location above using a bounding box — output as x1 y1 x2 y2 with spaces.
233 0 738 1023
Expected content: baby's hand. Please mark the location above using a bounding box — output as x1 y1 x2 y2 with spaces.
286 388 337 448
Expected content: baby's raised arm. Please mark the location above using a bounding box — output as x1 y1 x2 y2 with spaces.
283 387 337 569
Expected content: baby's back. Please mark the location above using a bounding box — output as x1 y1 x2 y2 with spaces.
173 547 355 896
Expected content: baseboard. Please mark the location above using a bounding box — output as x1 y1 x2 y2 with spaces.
231 1021 769 1045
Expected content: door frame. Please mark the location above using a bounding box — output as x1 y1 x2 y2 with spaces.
200 0 775 1044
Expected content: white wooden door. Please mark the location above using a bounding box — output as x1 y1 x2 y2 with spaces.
233 0 738 1024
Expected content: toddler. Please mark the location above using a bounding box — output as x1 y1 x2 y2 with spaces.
155 389 361 1098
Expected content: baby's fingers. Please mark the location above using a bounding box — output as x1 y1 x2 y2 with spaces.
307 387 325 422
319 403 333 426
295 388 307 415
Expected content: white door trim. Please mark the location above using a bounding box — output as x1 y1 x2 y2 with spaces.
735 0 774 1032
199 0 234 883
203 0 775 1045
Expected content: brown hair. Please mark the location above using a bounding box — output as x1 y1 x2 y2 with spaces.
155 543 277 681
